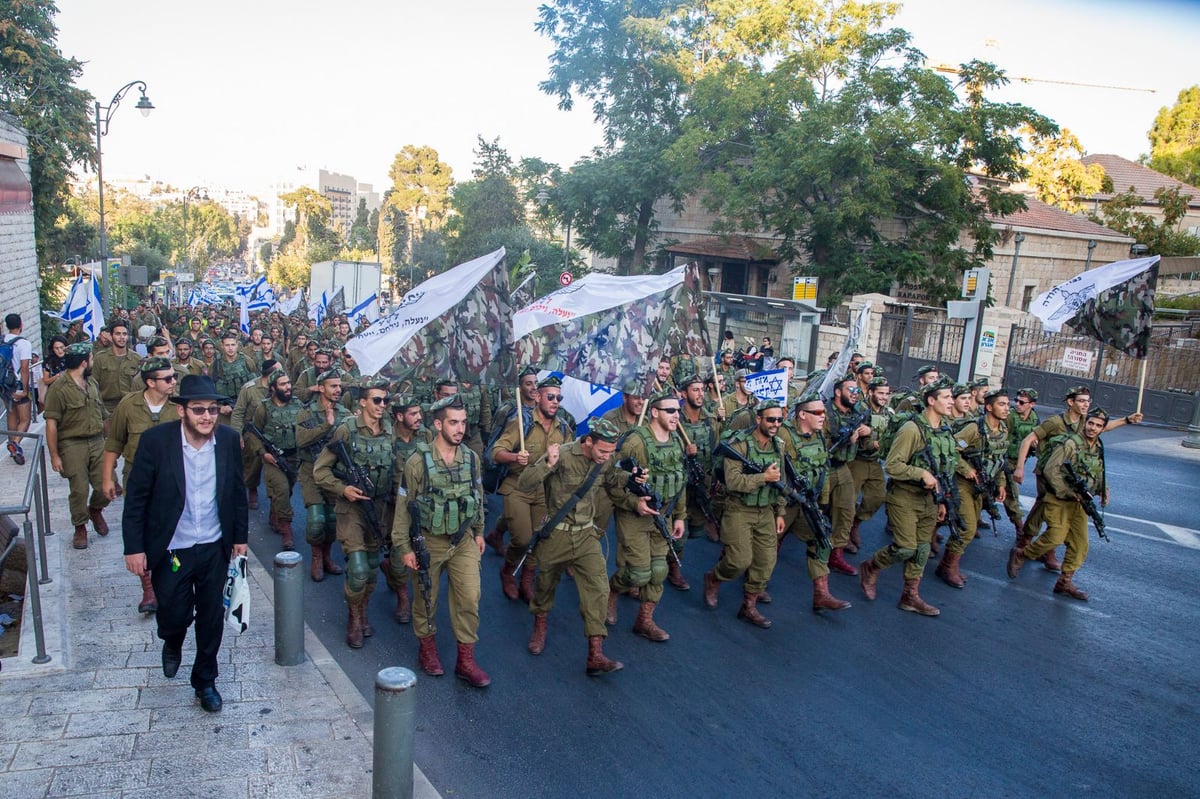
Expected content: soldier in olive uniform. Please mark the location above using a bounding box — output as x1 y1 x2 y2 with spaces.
294 349 334 397
211 332 256 426
247 371 304 549
937 388 1010 589
824 376 872 575
890 364 940 414
457 380 492 458
391 395 490 687
232 360 280 510
848 376 891 553
44 343 110 550
1007 407 1110 600
314 379 395 649
520 418 642 676
384 395 426 622
171 338 207 379
780 392 852 612
722 368 757 428
102 356 181 612
605 392 687 641
677 374 723 549
92 321 141 416
490 376 574 602
295 369 351 582
859 378 958 616
1003 388 1039 534
703 401 788 629
482 366 542 557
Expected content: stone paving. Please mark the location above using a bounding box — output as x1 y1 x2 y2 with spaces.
0 423 439 798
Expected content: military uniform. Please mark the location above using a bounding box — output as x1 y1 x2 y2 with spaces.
171 355 207 379
247 392 304 546
824 398 867 574
211 354 255 423
937 414 1009 588
104 390 180 485
849 399 889 549
1021 412 1085 546
457 383 493 458
1004 406 1040 530
92 348 141 414
295 397 352 579
231 377 269 503
678 403 722 542
44 369 109 546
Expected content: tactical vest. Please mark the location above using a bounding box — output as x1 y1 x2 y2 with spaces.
297 401 351 462
459 385 482 425
949 415 977 435
961 417 1008 481
788 428 829 490
1037 432 1105 494
261 398 304 452
679 412 717 469
855 404 889 462
826 401 862 463
215 356 253 399
918 418 958 476
393 430 422 471
1035 413 1083 461
730 430 782 508
1007 410 1040 461
413 442 479 537
632 427 685 504
345 421 395 498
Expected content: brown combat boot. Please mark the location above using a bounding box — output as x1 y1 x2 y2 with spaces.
268 512 280 534
322 542 343 575
929 531 942 557
518 565 535 603
500 562 519 600
605 589 619 626
859 558 879 600
828 547 859 576
454 642 491 687
1041 550 1063 573
137 572 157 614
310 545 325 582
812 575 851 611
345 599 365 649
417 635 444 676
88 506 109 536
72 524 88 550
361 586 375 638
1006 546 1026 579
898 578 940 617
757 587 772 604
702 570 720 609
1053 571 1089 601
278 519 295 551
528 613 548 654
846 518 862 554
736 593 772 628
484 527 505 557
632 601 670 642
667 558 690 591
247 487 258 510
585 635 624 676
394 583 411 624
936 551 966 589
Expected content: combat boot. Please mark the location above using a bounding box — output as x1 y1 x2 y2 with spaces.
418 635 444 676
518 565 535 603
278 519 295 551
137 572 157 614
310 545 325 582
268 512 280 534
72 524 88 550
585 635 624 676
859 558 879 600
736 593 771 628
1041 550 1063 573
846 518 862 554
605 589 619 626
757 586 772 604
454 642 491 687
247 487 258 510
345 600 365 649
1006 546 1027 579
702 570 720 609
394 583 411 624
929 532 941 557
898 578 940 616
322 542 343 575
828 547 859 576
666 558 690 591
1014 529 1033 549
484 527 505 557
88 506 109 536
528 613 548 654
632 601 670 641
812 575 851 611
1053 571 1089 601
936 551 966 589
361 585 375 638
499 562 519 600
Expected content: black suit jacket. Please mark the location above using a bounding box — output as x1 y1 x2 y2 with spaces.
122 420 249 572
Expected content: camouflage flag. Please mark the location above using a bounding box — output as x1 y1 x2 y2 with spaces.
1032 256 1160 359
515 263 711 392
818 301 872 400
511 272 536 309
344 248 515 386
325 286 346 318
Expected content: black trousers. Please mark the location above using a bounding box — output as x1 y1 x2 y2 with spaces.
151 540 228 690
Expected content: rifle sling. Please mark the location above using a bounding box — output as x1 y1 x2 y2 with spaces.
532 461 604 544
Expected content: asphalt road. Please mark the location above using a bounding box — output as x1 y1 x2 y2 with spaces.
247 423 1200 799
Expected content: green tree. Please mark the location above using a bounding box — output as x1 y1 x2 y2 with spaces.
445 137 526 265
1090 185 1200 257
1147 85 1200 188
278 186 340 265
387 144 453 227
347 197 377 253
1023 126 1111 213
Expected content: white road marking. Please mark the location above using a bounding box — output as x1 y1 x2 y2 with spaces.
1016 497 1200 550
961 570 1114 619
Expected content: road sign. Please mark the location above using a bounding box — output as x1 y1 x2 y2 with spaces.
792 276 817 301
559 271 573 286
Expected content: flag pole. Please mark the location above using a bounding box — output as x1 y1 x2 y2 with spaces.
1136 358 1148 414
517 384 526 453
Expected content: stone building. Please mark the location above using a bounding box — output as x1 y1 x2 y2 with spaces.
0 112 43 352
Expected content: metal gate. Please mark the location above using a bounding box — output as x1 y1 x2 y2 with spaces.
875 307 966 386
1002 323 1200 426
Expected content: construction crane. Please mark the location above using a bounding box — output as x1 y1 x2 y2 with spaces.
927 62 1156 94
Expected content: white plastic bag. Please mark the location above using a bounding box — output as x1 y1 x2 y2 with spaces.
222 554 249 633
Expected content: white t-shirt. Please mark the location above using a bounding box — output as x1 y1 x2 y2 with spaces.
4 333 32 387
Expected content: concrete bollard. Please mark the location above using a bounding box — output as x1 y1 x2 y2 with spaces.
273 551 305 666
1183 391 1200 449
373 666 417 799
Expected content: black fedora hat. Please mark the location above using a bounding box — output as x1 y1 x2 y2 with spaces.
169 374 231 405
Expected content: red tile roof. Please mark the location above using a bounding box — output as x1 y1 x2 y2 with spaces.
1080 154 1200 206
665 235 779 261
986 194 1128 238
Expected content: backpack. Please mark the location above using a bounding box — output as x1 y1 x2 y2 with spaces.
878 409 917 460
0 336 24 397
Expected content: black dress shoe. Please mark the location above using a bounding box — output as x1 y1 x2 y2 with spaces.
196 686 222 712
162 642 182 679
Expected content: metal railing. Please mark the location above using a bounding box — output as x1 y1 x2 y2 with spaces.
0 430 56 665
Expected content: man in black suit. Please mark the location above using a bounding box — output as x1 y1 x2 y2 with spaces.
123 375 249 712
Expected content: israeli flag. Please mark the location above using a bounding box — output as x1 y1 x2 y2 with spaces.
537 370 624 436
347 293 380 327
309 290 328 325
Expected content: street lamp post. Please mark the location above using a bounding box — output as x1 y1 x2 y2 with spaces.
94 80 154 314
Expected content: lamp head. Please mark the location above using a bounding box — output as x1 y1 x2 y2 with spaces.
136 93 154 117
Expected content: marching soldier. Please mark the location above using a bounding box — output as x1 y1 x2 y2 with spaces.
703 401 789 628
457 379 493 458
594 381 646 583
677 374 722 548
848 376 891 553
824 376 872 575
232 360 280 509
314 379 395 649
384 395 426 622
391 395 490 687
1003 388 1040 534
211 332 255 425
294 348 333 397
891 365 940 413
605 392 687 641
247 371 304 549
171 338 206 378
92 321 141 417
295 369 351 582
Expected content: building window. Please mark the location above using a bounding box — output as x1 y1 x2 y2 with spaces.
722 262 748 295
1021 284 1035 312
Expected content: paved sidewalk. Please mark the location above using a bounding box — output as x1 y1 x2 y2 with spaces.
0 424 439 798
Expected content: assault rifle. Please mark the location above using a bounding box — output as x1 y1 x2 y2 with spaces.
616 457 683 567
244 421 297 486
782 458 833 551
404 501 435 616
1062 462 1109 542
714 439 810 516
966 452 1003 534
328 439 385 544
827 408 872 458
923 441 967 544
684 451 720 533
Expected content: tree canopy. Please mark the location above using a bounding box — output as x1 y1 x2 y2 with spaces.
1147 85 1200 188
1023 126 1111 214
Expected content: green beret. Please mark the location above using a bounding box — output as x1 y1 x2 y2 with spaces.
867 376 889 389
855 361 875 374
922 377 954 399
316 368 342 384
796 391 823 408
1019 388 1039 402
952 383 971 398
677 374 703 390
917 364 938 377
361 378 390 394
735 368 752 380
1064 385 1090 400
621 378 644 395
66 342 92 356
537 375 562 390
984 388 1006 402
648 391 679 407
756 399 783 414
969 377 989 389
390 394 420 413
518 365 539 379
1087 406 1110 421
586 417 620 442
430 394 464 413
140 356 172 375
267 370 289 387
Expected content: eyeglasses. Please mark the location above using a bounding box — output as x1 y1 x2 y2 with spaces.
543 394 562 401
762 416 784 423
801 408 826 416
187 405 221 416
149 373 177 383
844 386 861 394
654 406 680 414
368 396 387 405
1016 399 1030 405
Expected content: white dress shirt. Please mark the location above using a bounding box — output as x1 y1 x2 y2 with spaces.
169 424 222 550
